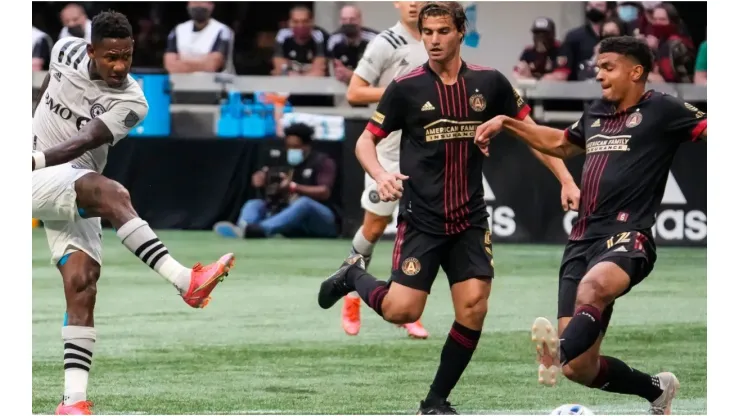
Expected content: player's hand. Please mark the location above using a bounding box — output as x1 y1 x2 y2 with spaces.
561 180 581 211
474 116 505 156
375 171 409 202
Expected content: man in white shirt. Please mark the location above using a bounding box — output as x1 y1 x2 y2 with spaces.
163 1 234 73
341 1 431 339
59 3 92 42
32 26 53 71
32 11 235 414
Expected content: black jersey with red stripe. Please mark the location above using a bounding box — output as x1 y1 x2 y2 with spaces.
366 61 531 235
565 91 707 241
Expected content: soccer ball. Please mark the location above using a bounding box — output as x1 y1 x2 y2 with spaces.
550 404 595 415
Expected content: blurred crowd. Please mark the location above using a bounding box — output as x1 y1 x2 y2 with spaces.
32 1 706 85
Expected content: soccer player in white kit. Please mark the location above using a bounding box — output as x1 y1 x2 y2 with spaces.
342 2 430 339
31 12 235 415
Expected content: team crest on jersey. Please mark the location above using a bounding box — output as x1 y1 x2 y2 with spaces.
124 110 140 128
625 112 642 128
90 103 106 118
402 257 421 276
469 93 487 112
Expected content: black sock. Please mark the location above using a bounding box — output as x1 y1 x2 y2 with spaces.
347 267 387 317
559 304 603 366
589 356 664 402
426 321 482 403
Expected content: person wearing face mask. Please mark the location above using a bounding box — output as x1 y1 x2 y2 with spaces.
272 6 329 77
327 5 379 85
616 1 651 37
59 3 92 43
647 3 695 83
552 1 610 81
577 18 628 80
163 1 234 74
513 17 561 81
214 123 339 240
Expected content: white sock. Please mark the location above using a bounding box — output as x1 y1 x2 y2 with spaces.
116 218 190 293
62 326 96 405
352 227 377 257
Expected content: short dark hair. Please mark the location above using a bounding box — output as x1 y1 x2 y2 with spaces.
290 5 312 19
91 10 132 44
284 123 314 144
418 2 467 37
598 36 654 80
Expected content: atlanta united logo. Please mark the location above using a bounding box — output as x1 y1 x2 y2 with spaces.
90 103 106 118
402 257 421 276
625 112 642 128
469 93 487 112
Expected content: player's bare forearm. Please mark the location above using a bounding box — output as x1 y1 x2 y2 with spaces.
294 184 331 201
33 72 51 115
500 116 581 159
521 117 576 184
346 75 385 104
35 118 113 168
182 53 224 73
307 58 327 77
355 130 385 180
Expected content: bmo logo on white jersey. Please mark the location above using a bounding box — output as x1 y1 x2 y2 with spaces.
44 92 107 130
653 172 706 242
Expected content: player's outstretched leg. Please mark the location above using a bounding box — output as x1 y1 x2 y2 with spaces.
74 173 234 308
533 262 679 414
55 252 98 415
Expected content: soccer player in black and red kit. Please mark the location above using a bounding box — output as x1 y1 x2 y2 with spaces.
316 2 580 414
475 36 706 415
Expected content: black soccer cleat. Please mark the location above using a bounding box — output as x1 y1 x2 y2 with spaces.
317 254 366 309
417 400 459 415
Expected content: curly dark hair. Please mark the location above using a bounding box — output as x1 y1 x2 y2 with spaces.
284 123 314 144
598 36 654 81
417 1 468 38
91 10 132 44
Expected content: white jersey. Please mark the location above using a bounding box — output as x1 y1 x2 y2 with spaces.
353 22 428 160
33 38 149 173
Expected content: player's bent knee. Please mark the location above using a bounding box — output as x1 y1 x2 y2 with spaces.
575 276 610 307
457 294 489 325
382 297 423 324
562 355 599 385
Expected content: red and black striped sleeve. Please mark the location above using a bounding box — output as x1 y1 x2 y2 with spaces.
564 116 586 149
491 70 531 121
365 80 406 139
661 94 707 143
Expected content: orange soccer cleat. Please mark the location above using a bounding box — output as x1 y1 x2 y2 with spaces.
55 401 93 415
342 296 362 335
400 320 429 339
182 253 235 308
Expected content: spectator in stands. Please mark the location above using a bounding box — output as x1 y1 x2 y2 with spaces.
694 40 707 84
164 1 234 74
552 1 610 81
646 3 695 83
327 5 378 84
616 1 651 37
272 6 327 76
213 123 338 240
576 18 628 81
59 3 91 42
132 17 167 69
32 26 53 71
513 17 561 81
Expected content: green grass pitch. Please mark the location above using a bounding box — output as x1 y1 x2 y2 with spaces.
32 229 706 415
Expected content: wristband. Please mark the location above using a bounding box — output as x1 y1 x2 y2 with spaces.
32 151 46 170
289 181 297 193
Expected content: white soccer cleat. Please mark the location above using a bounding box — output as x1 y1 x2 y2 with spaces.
649 372 680 415
531 316 560 387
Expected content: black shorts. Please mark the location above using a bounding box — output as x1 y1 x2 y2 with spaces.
558 230 657 331
389 221 494 293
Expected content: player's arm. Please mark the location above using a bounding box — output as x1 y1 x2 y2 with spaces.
662 94 707 143
476 114 584 160
346 35 393 104
184 29 230 72
292 157 336 201
32 100 149 170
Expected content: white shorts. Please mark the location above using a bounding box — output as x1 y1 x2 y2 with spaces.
360 154 400 217
33 164 103 265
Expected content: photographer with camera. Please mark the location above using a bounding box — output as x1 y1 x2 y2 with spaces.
213 123 339 239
